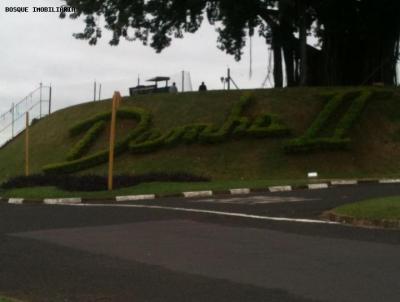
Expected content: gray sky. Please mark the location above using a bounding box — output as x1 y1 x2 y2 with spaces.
0 0 272 113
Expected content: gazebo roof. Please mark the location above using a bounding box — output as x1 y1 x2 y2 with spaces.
147 76 170 82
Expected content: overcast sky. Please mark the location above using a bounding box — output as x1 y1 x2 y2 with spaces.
0 0 273 113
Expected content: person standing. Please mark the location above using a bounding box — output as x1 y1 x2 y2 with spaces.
169 82 178 93
199 82 207 91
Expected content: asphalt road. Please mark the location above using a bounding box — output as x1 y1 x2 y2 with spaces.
0 183 400 302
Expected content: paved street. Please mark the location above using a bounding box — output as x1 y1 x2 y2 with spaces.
0 183 400 302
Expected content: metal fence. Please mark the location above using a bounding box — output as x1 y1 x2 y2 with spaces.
0 83 52 147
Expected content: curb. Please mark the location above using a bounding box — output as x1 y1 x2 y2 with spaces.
183 191 213 198
3 178 400 205
116 194 156 202
308 183 329 190
269 186 292 192
44 198 82 205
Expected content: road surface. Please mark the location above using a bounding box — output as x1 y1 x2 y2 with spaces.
0 183 399 302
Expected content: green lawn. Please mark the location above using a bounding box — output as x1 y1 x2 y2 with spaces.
0 179 311 200
334 196 400 221
2 87 400 184
0 296 22 302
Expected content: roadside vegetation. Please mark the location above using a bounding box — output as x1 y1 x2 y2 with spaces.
1 88 400 196
326 196 400 228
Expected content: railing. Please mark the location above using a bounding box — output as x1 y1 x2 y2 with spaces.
0 83 52 147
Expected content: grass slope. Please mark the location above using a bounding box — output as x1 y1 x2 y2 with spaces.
334 196 400 221
1 87 400 183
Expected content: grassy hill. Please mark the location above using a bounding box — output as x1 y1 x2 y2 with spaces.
1 87 400 184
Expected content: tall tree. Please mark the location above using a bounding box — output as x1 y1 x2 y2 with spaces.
61 0 400 87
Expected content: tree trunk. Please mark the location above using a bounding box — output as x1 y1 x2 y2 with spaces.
272 29 283 88
298 0 307 86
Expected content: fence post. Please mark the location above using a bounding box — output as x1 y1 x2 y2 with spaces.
182 70 185 92
39 82 43 118
11 103 14 138
94 81 97 102
25 112 29 176
48 84 52 115
98 84 102 101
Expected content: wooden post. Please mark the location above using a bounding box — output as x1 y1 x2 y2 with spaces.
108 91 121 191
25 112 29 176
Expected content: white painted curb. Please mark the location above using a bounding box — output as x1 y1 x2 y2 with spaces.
116 194 156 202
308 183 329 190
183 191 213 198
269 186 292 192
379 179 400 184
229 188 250 195
8 198 24 204
44 198 82 205
331 180 358 186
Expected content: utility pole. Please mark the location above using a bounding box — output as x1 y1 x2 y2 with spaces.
108 91 121 191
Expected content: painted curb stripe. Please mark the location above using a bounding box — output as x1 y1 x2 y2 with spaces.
116 194 156 202
5 179 400 206
229 188 250 195
379 179 400 184
44 198 82 205
67 203 339 225
269 186 292 192
8 198 24 204
308 183 329 190
183 191 213 198
331 180 358 186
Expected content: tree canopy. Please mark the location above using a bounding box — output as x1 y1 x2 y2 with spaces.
61 0 400 87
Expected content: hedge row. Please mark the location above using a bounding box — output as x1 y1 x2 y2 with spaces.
66 120 106 161
285 90 372 153
43 94 291 173
43 108 151 174
246 114 291 138
333 90 372 139
69 112 110 136
303 92 351 138
198 93 253 143
129 94 290 153
129 124 208 153
2 173 210 192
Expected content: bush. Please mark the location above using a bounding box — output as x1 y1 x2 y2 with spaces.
2 173 210 192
